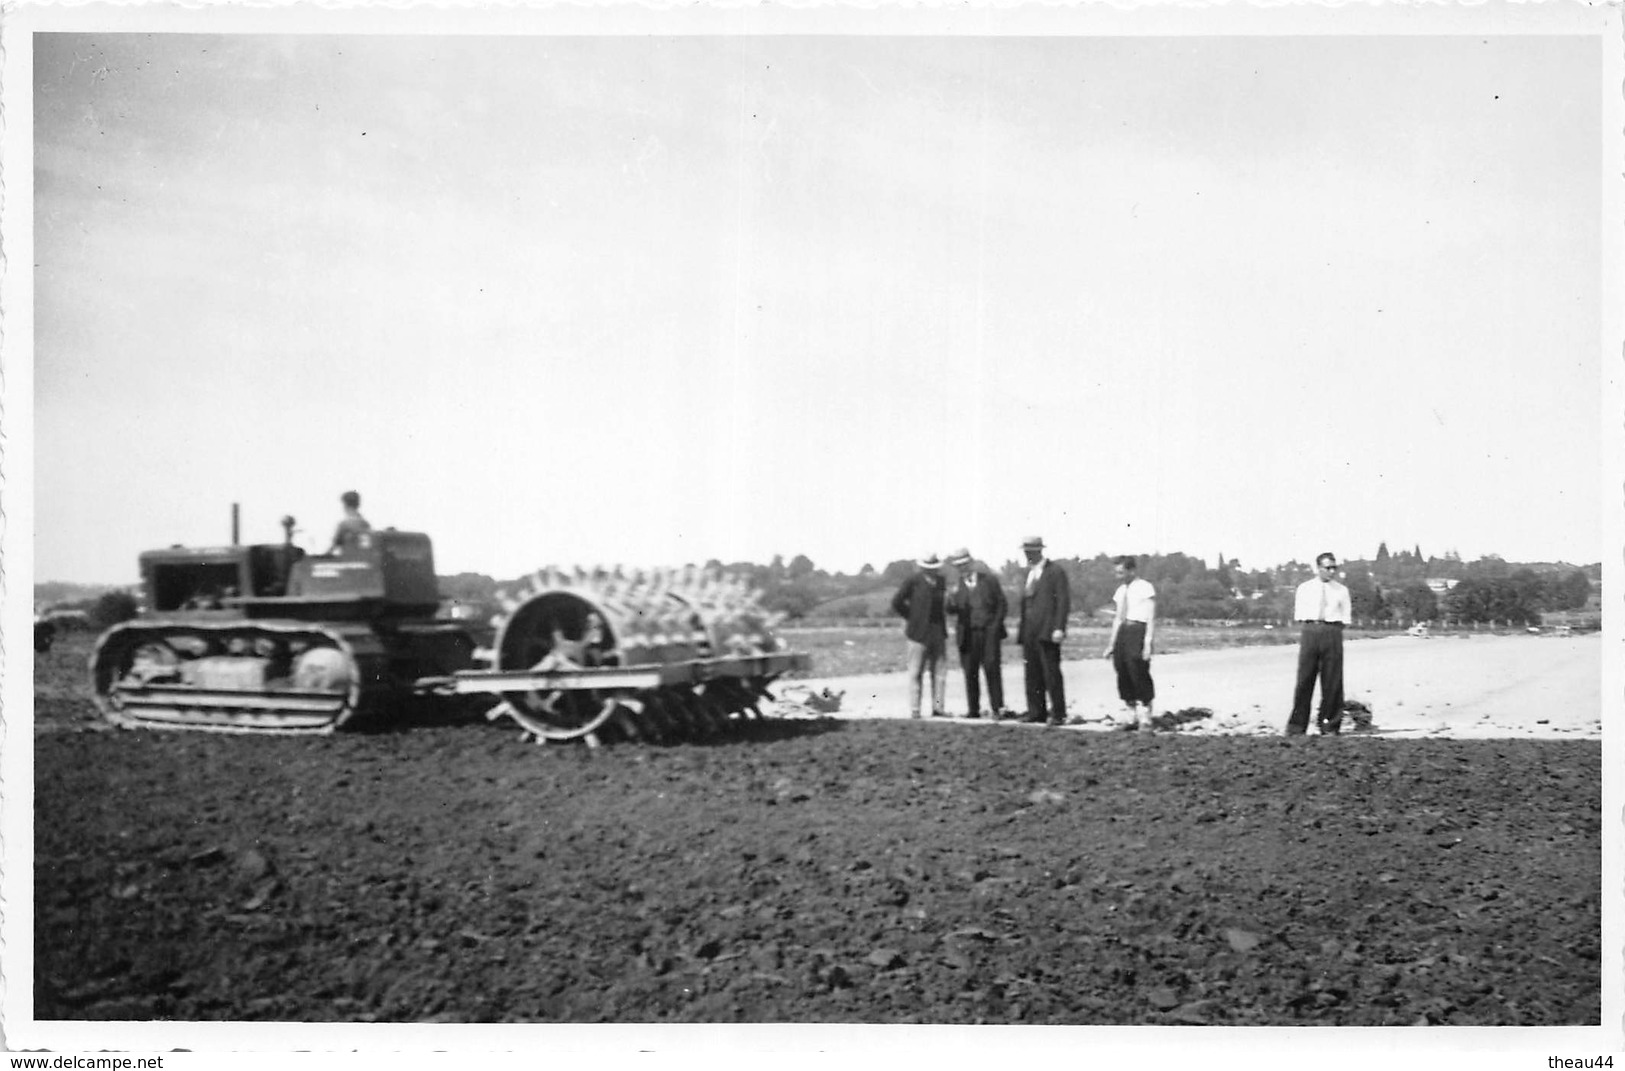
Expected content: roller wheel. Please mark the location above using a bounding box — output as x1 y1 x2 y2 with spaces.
495 689 620 745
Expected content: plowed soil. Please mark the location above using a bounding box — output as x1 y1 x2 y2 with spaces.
33 702 1600 1025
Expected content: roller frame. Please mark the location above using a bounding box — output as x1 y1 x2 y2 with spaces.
430 651 808 697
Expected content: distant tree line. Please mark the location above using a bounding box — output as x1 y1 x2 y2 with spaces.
721 545 1598 626
44 545 1600 629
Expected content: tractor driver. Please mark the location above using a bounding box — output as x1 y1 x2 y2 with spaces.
329 490 373 554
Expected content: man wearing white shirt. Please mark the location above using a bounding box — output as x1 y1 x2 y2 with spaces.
1103 556 1156 731
1287 552 1352 736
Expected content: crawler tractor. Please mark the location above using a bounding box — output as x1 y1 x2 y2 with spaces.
90 513 808 745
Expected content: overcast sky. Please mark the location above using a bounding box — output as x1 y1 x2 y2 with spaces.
26 22 1610 584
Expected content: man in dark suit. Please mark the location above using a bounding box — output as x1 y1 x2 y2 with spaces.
1017 535 1070 726
947 548 1009 720
890 553 949 719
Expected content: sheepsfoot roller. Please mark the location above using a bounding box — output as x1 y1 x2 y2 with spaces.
432 566 810 747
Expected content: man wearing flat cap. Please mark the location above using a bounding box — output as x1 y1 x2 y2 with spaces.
891 552 949 719
947 548 1009 720
1017 536 1071 726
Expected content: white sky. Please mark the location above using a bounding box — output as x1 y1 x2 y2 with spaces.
20 14 1616 584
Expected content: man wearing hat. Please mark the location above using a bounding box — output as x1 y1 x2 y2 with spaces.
1286 551 1352 735
1017 536 1071 726
891 552 950 719
947 548 1009 720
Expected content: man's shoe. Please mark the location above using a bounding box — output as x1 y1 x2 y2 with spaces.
966 710 982 720
1285 726 1307 736
1021 712 1047 724
931 709 948 719
910 711 922 719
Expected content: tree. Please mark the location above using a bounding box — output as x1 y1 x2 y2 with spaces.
1507 568 1544 612
1543 570 1592 611
1376 542 1390 565
1153 552 1206 585
788 554 816 580
1427 553 1465 581
1390 582 1437 622
1466 554 1511 581
1344 570 1387 621
91 590 140 629
439 572 497 602
766 580 820 620
1445 577 1539 626
1160 576 1236 620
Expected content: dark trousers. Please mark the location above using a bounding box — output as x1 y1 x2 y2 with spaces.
1022 639 1066 721
1288 622 1345 732
1111 621 1155 706
959 627 1005 715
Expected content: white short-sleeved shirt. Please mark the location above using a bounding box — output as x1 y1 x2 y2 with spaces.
1293 578 1351 623
1114 578 1156 623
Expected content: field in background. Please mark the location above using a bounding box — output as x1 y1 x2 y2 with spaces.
776 622 1536 681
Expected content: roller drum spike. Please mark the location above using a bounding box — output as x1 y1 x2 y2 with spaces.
615 696 654 743
673 690 708 738
612 704 643 742
687 693 718 738
700 693 729 734
704 695 731 733
636 707 665 745
642 694 674 742
656 699 682 741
